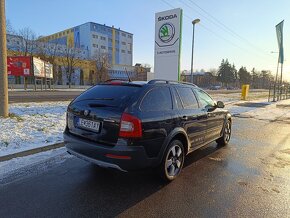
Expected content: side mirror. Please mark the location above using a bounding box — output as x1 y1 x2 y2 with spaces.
216 101 225 108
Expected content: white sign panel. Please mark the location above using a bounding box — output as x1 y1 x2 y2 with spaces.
45 62 54 79
33 57 45 78
154 8 182 81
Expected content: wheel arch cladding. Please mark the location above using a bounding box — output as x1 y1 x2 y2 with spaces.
170 133 189 155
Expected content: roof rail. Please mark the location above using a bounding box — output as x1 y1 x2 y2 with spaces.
148 79 198 87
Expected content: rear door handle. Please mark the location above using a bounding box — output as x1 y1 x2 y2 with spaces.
207 113 216 118
181 116 188 121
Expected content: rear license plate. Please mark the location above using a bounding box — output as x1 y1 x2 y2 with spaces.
77 118 100 132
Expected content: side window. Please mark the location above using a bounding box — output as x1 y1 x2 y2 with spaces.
176 87 199 109
195 89 215 108
140 87 172 111
172 88 183 109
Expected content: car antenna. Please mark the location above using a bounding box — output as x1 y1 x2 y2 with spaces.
125 67 132 82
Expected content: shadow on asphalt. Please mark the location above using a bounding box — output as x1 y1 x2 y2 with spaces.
0 142 223 217
64 142 222 216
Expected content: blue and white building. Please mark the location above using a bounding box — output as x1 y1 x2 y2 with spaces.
39 22 133 66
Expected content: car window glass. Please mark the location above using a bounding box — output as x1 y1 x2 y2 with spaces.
140 87 172 111
176 87 199 109
195 89 215 108
73 85 141 108
172 87 183 109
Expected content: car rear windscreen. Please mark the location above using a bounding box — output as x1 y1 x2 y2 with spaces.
73 85 141 108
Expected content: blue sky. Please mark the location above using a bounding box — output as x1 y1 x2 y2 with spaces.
6 0 290 80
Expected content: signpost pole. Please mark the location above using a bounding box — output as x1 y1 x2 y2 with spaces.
0 0 8 117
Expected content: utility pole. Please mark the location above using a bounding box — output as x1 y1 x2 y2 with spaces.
0 0 8 117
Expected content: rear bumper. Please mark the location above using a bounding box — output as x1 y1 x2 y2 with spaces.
64 131 156 171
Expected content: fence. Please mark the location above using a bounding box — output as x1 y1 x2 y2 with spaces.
268 83 290 102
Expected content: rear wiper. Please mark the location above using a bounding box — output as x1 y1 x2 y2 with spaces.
89 103 117 108
73 98 114 103
93 98 114 100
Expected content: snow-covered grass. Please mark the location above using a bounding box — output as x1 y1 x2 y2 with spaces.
0 102 69 156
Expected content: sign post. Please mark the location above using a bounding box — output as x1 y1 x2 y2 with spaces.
154 8 183 81
0 0 8 117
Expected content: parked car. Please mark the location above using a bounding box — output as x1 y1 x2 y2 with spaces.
64 79 232 181
209 85 221 90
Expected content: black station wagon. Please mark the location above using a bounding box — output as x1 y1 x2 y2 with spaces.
64 80 232 181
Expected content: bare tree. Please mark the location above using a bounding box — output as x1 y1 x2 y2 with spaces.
18 27 37 56
61 46 81 88
6 19 15 34
37 39 61 83
92 49 110 83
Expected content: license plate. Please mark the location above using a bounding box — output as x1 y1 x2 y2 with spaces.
77 118 100 132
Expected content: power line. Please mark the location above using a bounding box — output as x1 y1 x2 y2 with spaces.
185 0 274 58
160 0 274 63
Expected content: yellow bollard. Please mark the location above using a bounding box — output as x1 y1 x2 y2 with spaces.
241 84 250 100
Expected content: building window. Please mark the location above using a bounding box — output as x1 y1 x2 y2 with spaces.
100 36 106 41
7 39 10 43
101 45 106 49
115 40 119 44
122 41 126 45
108 47 112 51
93 44 98 48
128 35 132 39
127 51 132 54
108 38 112 42
128 43 132 51
121 49 125 53
122 33 126 37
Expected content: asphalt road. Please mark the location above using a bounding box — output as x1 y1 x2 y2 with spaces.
8 90 85 103
8 89 268 103
0 117 289 217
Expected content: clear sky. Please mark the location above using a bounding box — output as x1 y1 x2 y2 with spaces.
6 0 290 80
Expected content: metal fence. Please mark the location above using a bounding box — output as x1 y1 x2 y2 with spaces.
268 83 290 102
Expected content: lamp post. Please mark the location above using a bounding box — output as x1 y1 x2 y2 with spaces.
190 18 200 84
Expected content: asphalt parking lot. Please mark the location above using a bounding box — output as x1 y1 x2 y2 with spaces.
0 117 289 217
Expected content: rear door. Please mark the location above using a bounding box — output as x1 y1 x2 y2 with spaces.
67 84 142 146
175 86 207 148
137 86 174 157
194 89 225 142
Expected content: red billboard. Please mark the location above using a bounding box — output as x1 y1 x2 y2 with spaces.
7 56 32 77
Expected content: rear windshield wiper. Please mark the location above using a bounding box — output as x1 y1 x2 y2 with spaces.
88 103 117 108
73 98 114 103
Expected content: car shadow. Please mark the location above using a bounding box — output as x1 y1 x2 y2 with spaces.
65 142 223 217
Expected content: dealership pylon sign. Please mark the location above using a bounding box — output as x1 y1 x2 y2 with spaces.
154 8 183 81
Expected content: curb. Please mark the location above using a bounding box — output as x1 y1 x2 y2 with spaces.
0 142 65 162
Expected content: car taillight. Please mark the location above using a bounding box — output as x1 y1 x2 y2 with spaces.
119 113 142 138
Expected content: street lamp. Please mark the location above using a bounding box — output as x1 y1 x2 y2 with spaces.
190 19 200 84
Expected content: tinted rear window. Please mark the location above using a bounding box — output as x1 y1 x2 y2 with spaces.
73 85 141 107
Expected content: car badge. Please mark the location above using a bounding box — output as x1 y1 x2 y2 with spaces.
84 110 90 116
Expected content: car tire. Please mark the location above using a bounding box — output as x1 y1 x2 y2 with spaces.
216 119 231 146
160 140 185 182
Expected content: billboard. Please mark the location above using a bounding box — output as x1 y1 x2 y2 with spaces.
44 62 54 79
33 57 45 78
154 8 183 81
7 56 32 76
